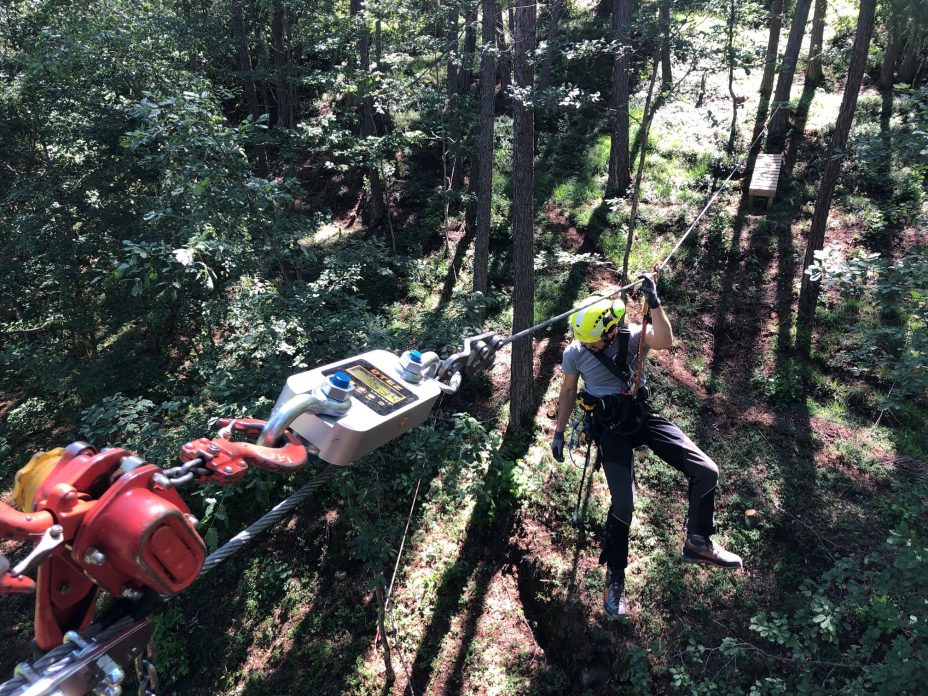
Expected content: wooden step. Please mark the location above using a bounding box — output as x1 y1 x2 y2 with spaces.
749 154 783 209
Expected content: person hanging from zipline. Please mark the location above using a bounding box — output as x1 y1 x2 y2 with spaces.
550 273 742 620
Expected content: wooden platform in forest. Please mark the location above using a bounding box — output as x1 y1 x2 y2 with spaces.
749 153 783 209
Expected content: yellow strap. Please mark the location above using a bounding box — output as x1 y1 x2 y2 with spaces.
12 448 65 512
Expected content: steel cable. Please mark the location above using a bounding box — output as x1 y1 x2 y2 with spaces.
198 464 339 578
503 106 782 348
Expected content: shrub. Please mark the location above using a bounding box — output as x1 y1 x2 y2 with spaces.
673 479 928 694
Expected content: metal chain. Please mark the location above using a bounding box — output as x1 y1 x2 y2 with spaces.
152 457 210 489
134 642 159 696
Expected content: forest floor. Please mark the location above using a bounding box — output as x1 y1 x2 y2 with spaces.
329 78 925 693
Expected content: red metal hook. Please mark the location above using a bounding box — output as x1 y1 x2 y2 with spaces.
0 501 55 540
179 417 308 483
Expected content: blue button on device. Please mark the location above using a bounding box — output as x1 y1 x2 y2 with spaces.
331 372 351 389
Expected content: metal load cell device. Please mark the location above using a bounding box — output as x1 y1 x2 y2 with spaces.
261 351 436 465
258 333 504 467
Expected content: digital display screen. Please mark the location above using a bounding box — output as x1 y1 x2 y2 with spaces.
346 365 404 405
323 359 417 416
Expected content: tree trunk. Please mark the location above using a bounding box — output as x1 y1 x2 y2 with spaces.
539 0 565 91
234 2 261 120
233 1 268 176
622 52 660 288
879 16 898 185
797 0 877 331
375 13 382 71
606 0 633 197
726 0 739 154
659 0 672 91
474 0 497 298
446 6 459 92
509 0 535 431
497 3 511 102
356 0 387 228
749 0 784 152
446 6 461 194
452 1 478 191
897 38 921 85
459 2 478 94
805 0 827 84
256 25 273 117
880 19 898 92
271 1 292 128
767 0 813 144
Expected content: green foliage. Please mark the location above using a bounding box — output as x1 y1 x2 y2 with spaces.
751 364 807 408
0 398 53 464
191 260 380 405
152 604 193 682
79 393 158 448
332 414 497 588
809 247 928 410
674 480 928 694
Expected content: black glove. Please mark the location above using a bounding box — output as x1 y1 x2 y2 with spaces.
637 273 661 309
551 431 565 462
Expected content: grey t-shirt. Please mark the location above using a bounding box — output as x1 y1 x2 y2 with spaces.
561 324 650 397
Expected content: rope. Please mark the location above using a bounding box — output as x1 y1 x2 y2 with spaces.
381 477 421 696
198 464 338 578
657 105 781 273
385 478 421 610
628 301 650 396
503 105 783 349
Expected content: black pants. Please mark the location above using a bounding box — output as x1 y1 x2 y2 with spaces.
597 411 719 572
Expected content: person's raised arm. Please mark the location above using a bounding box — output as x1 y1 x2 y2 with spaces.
646 306 674 350
638 273 674 350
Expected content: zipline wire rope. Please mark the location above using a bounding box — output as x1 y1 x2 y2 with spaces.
504 105 782 348
198 463 339 578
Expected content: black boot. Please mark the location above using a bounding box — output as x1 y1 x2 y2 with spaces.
603 568 630 619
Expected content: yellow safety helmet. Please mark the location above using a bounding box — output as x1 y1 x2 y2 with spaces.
569 295 625 343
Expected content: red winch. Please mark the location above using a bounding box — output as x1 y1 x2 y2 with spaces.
0 420 308 652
